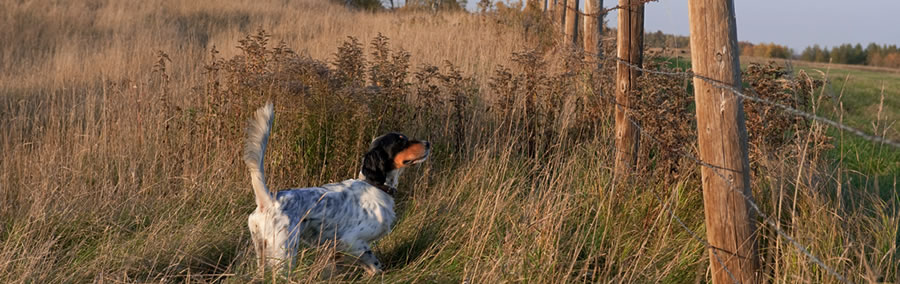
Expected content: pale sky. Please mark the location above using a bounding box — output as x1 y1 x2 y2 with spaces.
465 0 900 52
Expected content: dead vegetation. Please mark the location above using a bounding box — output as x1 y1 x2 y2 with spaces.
0 0 896 283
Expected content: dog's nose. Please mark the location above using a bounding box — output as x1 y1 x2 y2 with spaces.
424 141 431 149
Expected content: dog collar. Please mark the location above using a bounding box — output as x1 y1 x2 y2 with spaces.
365 180 396 196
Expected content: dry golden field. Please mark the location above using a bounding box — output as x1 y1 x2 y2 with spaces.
1 0 897 283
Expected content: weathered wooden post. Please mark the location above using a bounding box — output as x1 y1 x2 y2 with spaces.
564 0 578 45
555 0 565 31
687 0 760 282
584 0 603 66
613 0 643 178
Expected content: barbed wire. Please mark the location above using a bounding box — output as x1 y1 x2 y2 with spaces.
549 2 899 149
593 84 855 282
541 3 882 279
549 0 659 17
590 51 900 149
590 53 855 283
645 180 740 284
627 109 851 284
601 115 738 284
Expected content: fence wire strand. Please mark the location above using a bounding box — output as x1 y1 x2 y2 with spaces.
543 3 888 280
642 159 741 284
589 51 856 283
597 51 900 149
626 108 852 284
549 0 898 149
552 0 659 17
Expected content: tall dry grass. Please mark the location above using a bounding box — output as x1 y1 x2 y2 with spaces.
1 0 897 283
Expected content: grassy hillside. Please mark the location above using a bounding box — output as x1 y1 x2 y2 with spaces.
1 0 897 283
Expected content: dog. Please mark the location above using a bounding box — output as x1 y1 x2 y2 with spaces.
242 103 430 276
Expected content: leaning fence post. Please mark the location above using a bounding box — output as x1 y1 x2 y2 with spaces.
564 0 578 45
613 0 643 179
687 0 761 282
584 0 603 68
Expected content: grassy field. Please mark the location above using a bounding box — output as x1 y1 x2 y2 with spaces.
801 65 900 200
1 0 897 283
739 56 900 139
739 58 900 198
664 53 899 198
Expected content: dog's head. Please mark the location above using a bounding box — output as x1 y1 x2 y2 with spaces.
361 133 430 187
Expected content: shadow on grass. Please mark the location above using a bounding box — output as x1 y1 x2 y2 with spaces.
380 216 447 272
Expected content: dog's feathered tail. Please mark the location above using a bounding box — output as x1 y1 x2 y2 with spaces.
244 102 275 211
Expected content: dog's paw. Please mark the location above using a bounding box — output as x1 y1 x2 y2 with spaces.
364 265 383 276
359 261 382 276
360 250 384 276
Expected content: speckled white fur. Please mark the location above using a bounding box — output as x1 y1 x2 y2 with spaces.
242 103 404 276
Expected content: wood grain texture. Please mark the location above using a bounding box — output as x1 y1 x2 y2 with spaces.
613 0 642 178
687 0 760 282
583 0 603 67
564 0 578 45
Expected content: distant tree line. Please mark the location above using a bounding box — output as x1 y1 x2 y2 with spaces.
644 30 690 49
738 42 793 59
800 43 900 68
333 0 465 11
643 32 794 62
644 29 900 68
400 0 465 10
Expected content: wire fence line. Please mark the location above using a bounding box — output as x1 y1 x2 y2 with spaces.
602 87 851 283
626 108 852 284
555 2 891 140
541 3 889 280
644 175 741 284
552 0 660 17
588 51 857 283
597 91 740 283
591 51 900 149
552 4 898 149
548 1 898 149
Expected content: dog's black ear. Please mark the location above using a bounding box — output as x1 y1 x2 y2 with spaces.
362 148 388 184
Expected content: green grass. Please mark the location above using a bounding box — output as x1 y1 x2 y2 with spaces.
829 131 900 200
2 1 898 282
795 65 900 199
796 65 900 140
696 57 899 200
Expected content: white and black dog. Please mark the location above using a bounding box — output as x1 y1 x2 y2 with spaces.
243 103 430 275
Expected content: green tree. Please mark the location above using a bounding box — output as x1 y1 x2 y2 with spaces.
405 0 465 10
332 0 385 10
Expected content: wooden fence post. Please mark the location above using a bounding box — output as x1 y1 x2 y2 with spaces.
687 0 760 282
546 0 554 22
564 0 578 45
613 0 643 178
584 0 603 67
555 0 565 32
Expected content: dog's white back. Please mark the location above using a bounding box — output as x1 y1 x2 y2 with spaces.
242 103 429 275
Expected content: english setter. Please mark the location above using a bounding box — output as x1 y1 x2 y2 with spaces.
243 103 430 275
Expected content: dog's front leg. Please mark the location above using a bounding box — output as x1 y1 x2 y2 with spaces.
356 249 383 275
342 240 383 275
